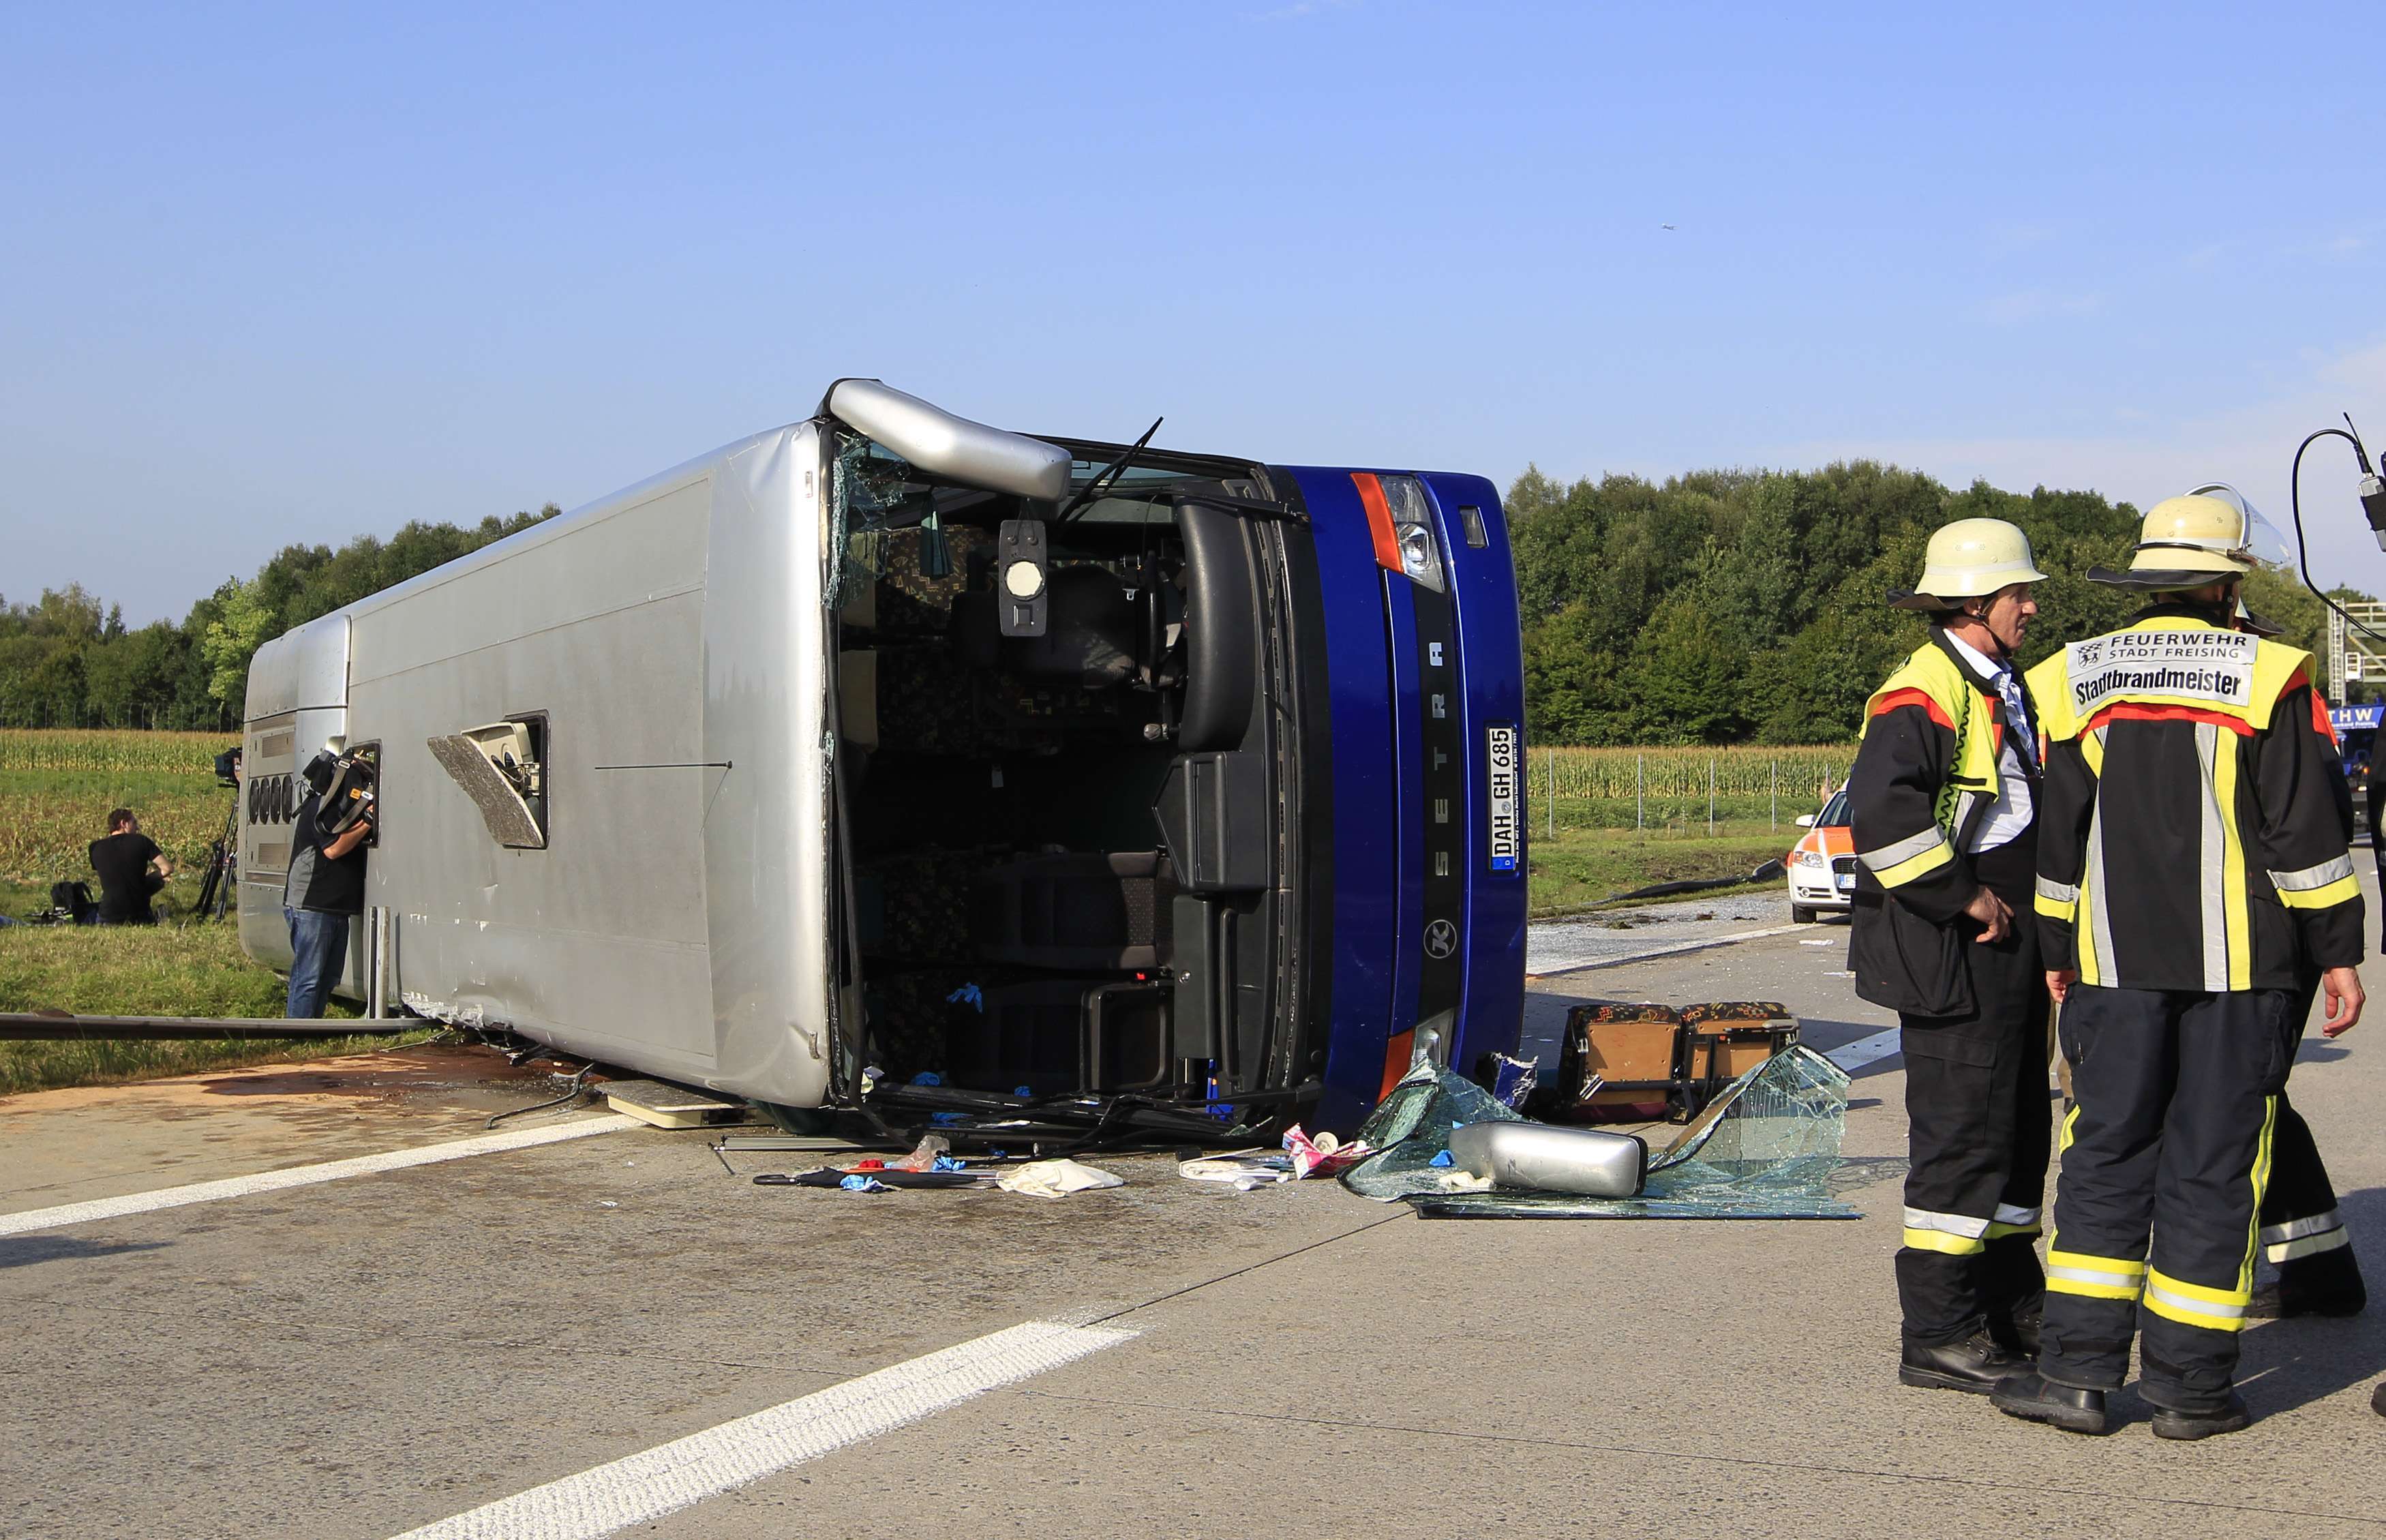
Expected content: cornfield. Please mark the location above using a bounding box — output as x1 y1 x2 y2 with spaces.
0 730 235 884
0 729 230 776
1535 744 1857 800
1524 744 1858 834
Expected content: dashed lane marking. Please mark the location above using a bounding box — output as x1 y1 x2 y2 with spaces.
0 1113 639 1237
386 1318 1141 1540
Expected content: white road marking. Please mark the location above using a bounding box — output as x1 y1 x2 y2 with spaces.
387 1318 1141 1540
0 1113 637 1237
1527 922 1811 978
1825 1027 1902 1072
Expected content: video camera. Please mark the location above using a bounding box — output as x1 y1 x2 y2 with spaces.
214 746 242 787
304 744 380 841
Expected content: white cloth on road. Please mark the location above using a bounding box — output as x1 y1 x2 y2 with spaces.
997 1158 1126 1198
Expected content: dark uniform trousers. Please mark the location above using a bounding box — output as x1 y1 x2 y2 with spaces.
2259 971 2355 1284
2040 983 2299 1407
1897 837 2051 1346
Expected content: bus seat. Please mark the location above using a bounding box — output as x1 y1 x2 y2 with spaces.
972 850 1177 971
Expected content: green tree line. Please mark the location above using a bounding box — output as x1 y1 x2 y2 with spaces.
1509 460 2353 744
1 460 2361 744
0 508 558 731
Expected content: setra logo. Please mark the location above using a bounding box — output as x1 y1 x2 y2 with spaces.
1423 919 1458 958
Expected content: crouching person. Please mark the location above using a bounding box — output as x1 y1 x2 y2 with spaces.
1846 519 2054 1393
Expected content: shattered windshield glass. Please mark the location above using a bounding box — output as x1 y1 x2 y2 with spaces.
828 428 941 609
1343 1046 1858 1220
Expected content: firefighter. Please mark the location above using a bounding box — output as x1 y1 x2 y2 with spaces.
1846 517 2052 1395
2233 599 2366 1320
1995 493 2366 1440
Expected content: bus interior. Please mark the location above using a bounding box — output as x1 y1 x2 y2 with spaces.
826 428 1324 1138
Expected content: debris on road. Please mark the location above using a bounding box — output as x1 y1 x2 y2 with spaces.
1344 1047 1860 1220
1487 1052 1539 1109
1179 1151 1295 1190
1282 1124 1370 1179
1558 1001 1800 1123
1447 1121 1645 1197
996 1158 1125 1199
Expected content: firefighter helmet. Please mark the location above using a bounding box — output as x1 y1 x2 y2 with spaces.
2089 490 2280 591
1889 518 2048 611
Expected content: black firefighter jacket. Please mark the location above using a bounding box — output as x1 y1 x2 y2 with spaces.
1845 628 2033 1018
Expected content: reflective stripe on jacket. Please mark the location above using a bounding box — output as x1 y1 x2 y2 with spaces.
1849 632 2012 921
2027 609 2364 991
1844 629 2037 1017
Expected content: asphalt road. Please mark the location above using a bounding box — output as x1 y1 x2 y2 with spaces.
3 887 2381 1540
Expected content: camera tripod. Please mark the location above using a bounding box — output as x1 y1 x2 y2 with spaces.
193 792 239 922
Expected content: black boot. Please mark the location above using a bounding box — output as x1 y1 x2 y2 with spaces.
1899 1331 2019 1394
2246 1250 2366 1318
1988 1309 2042 1359
1991 1370 2109 1434
2150 1392 2252 1440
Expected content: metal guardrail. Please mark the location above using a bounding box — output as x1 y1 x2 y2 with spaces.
0 1014 422 1041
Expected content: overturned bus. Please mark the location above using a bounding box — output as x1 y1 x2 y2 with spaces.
237 382 1526 1134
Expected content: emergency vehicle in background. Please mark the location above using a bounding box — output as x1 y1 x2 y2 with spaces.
1784 786 1855 922
2331 701 2379 824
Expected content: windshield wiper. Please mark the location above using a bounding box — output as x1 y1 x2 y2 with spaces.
1055 416 1163 522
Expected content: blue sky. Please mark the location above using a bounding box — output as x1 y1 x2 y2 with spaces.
5 2 2383 624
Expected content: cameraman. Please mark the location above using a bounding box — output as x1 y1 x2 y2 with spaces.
284 750 374 1018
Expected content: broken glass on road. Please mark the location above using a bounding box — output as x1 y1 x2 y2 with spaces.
1343 1044 1859 1220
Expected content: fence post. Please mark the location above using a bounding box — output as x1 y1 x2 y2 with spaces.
1544 749 1555 841
1708 757 1716 836
1770 759 1777 830
1635 753 1644 831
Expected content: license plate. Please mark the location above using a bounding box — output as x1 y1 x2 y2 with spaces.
1836 873 1855 891
1485 724 1520 871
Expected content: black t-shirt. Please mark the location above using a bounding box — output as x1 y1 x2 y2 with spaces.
286 794 367 914
88 832 163 922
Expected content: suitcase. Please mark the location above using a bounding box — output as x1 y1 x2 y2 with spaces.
1562 1003 1689 1123
1678 1001 1800 1115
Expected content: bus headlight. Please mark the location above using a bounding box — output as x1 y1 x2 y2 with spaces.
1353 472 1447 592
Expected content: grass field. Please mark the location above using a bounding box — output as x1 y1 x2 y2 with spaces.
0 729 235 885
0 869 417 1096
0 730 1826 1088
0 731 419 1093
1526 826 1803 918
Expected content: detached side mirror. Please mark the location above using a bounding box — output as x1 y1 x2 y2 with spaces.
1794 813 1815 828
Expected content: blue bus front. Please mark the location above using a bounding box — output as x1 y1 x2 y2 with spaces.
1275 466 1528 1132
821 419 1526 1141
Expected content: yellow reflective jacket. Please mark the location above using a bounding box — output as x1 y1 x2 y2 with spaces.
1845 630 2037 1016
2027 609 2363 991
